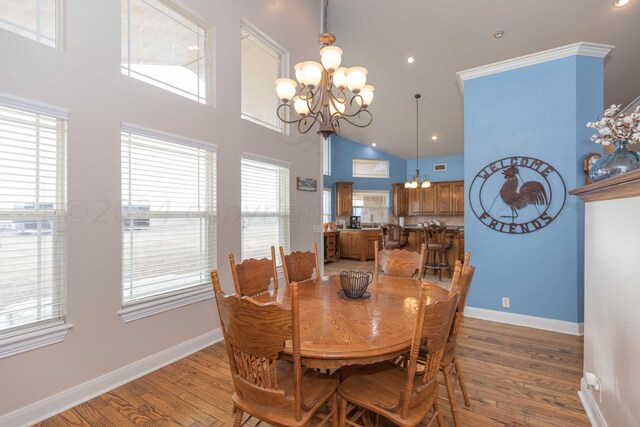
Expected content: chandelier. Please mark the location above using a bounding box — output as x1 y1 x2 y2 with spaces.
274 0 374 139
405 94 431 189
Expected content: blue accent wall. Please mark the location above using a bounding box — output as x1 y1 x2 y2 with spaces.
464 55 604 323
324 135 407 220
407 155 464 182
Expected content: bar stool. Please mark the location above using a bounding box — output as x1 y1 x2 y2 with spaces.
423 225 452 280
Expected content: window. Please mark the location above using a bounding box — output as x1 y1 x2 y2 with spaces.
241 23 286 132
322 189 332 224
352 191 389 223
323 138 330 175
121 125 216 312
352 159 389 178
0 0 58 47
0 97 67 343
121 0 208 104
241 155 290 263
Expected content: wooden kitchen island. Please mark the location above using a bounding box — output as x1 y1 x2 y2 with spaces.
338 228 381 261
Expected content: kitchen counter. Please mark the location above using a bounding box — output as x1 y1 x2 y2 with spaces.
403 225 463 231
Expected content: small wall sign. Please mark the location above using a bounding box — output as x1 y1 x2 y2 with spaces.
296 177 317 192
468 156 566 234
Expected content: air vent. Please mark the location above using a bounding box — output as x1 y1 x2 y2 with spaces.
434 163 447 172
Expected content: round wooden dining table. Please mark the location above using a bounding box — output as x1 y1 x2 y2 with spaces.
253 275 449 369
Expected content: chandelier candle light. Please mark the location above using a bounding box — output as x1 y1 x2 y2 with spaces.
275 1 374 138
405 94 431 189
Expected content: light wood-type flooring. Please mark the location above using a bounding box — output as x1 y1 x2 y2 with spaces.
38 310 588 426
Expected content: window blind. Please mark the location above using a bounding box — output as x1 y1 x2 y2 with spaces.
121 128 216 305
240 24 285 132
323 189 332 224
352 159 389 178
0 104 67 338
352 190 389 223
241 156 290 263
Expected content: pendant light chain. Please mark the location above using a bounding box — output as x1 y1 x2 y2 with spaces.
323 0 328 34
416 94 419 170
404 93 431 189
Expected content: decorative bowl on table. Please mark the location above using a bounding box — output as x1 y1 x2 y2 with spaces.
339 271 374 299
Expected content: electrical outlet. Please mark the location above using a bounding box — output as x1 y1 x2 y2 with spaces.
502 297 510 308
313 224 323 233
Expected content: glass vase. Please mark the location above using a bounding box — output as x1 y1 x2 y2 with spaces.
589 140 640 183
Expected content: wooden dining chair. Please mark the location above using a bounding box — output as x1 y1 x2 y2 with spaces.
210 270 339 427
228 246 278 297
280 242 320 285
374 241 426 279
338 281 459 427
440 254 476 427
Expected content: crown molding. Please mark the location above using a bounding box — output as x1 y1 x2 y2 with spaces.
456 42 615 94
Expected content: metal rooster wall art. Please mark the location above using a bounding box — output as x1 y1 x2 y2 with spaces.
468 156 566 235
499 165 548 223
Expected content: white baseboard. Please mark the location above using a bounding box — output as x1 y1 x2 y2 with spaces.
0 328 223 427
464 306 584 336
578 378 608 427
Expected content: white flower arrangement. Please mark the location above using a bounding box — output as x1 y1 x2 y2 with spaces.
586 104 640 146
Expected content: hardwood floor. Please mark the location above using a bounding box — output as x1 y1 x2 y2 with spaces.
38 317 588 427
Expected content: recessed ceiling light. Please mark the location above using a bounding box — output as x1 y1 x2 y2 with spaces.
371 143 377 147
407 57 414 64
431 135 438 141
613 0 631 7
188 45 199 50
493 30 504 39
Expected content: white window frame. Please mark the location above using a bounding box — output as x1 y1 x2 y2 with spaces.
121 0 211 104
352 190 390 224
352 159 389 179
241 153 290 266
0 0 63 48
322 188 332 224
240 20 288 133
0 93 71 359
323 138 330 175
119 123 217 322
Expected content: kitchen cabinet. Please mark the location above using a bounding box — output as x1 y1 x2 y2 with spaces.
407 186 436 215
421 186 437 215
335 182 353 217
405 228 423 252
339 229 381 261
398 180 464 216
437 183 454 215
365 231 381 260
324 231 340 263
453 181 465 215
392 184 408 217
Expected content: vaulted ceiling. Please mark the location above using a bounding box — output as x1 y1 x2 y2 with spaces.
327 0 640 158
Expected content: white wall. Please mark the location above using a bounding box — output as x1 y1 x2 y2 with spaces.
0 0 322 418
582 196 640 426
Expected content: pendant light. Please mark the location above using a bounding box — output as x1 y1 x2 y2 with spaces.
405 94 431 189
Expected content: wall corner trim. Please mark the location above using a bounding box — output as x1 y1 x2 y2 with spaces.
0 328 224 426
464 306 584 336
455 41 615 95
578 378 609 427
